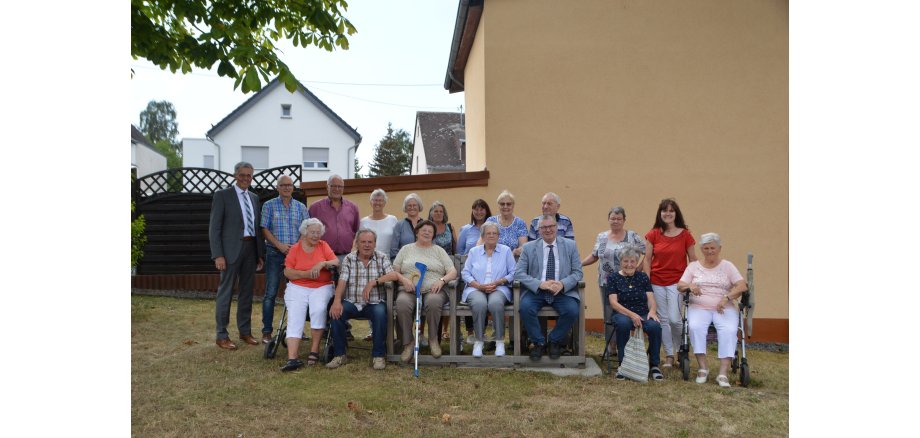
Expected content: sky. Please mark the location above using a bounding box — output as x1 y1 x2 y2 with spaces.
130 0 465 172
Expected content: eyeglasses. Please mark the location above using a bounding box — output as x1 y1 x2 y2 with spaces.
278 184 294 188
539 225 556 230
498 202 513 207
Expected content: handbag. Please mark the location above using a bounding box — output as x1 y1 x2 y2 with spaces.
619 325 649 382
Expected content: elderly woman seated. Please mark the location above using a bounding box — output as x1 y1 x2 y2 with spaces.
461 222 516 357
280 218 340 372
677 232 748 387
392 220 458 361
606 246 663 380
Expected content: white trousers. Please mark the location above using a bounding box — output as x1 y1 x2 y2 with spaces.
687 306 738 359
652 283 683 356
283 282 334 338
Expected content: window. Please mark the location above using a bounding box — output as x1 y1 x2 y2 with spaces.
241 146 269 170
281 104 292 118
203 155 215 169
302 147 329 170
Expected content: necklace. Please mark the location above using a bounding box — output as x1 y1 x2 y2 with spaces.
620 270 635 289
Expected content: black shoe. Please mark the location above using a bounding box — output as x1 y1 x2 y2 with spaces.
529 344 544 361
615 371 626 381
549 342 562 359
281 359 304 372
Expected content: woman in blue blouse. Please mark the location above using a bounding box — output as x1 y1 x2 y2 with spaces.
457 199 492 256
606 246 663 381
485 190 529 257
461 222 516 357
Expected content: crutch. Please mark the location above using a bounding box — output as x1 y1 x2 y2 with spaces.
412 262 428 378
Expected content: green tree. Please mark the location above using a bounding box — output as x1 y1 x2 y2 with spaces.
353 157 364 179
139 100 181 155
153 140 183 169
131 0 357 93
367 123 412 177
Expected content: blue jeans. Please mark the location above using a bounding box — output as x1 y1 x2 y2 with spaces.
519 291 580 346
330 301 387 357
612 313 662 367
262 249 286 334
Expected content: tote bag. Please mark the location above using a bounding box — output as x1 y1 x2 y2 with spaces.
619 326 649 382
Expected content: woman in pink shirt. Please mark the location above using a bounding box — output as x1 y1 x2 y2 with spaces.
644 198 697 369
678 233 748 387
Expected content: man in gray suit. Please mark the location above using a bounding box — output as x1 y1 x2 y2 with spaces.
209 162 265 350
515 214 583 360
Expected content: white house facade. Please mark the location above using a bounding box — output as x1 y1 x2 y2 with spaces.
182 78 362 181
131 125 167 177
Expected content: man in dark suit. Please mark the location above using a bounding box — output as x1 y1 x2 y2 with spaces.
209 162 265 350
515 215 583 360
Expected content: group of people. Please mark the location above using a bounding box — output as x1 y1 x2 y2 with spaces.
209 162 748 386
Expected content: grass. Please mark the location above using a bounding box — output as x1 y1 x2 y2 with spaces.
132 295 788 437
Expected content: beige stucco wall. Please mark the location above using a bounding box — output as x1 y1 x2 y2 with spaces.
460 0 788 321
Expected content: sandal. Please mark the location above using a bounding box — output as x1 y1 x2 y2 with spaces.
716 375 731 388
650 367 664 381
306 351 321 366
695 369 709 384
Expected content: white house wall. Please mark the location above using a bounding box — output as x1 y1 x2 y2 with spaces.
133 141 167 177
411 120 429 175
182 138 219 168
211 86 357 182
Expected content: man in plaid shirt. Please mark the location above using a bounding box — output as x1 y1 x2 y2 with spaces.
326 229 398 370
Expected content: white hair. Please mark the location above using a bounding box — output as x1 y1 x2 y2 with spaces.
370 188 388 203
299 218 325 236
700 232 721 246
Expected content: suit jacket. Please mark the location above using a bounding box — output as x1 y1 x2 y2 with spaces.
209 186 265 264
514 237 583 301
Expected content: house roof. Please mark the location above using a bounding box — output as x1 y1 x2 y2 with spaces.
206 77 362 146
444 0 484 93
131 124 167 158
415 111 466 171
131 124 152 145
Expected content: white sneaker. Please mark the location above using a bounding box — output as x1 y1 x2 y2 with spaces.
472 341 484 357
495 341 505 357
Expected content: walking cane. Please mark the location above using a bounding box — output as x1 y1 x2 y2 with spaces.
412 262 428 378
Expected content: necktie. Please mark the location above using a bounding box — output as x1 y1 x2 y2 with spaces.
243 192 254 236
545 244 555 303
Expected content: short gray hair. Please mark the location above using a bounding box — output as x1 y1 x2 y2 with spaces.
539 214 557 225
700 232 721 246
354 228 377 246
608 206 626 219
276 174 294 188
370 188 388 203
497 190 515 204
299 218 325 236
327 174 343 185
234 162 254 174
480 221 500 237
403 193 423 212
544 192 561 205
619 246 642 262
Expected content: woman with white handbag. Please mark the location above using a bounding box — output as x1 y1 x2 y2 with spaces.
607 246 664 381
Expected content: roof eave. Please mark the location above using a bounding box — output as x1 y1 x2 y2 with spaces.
444 0 484 94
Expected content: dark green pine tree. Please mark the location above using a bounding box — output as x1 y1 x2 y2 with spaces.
367 123 412 177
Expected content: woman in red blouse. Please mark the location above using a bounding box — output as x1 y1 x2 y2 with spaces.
643 199 697 369
280 218 340 371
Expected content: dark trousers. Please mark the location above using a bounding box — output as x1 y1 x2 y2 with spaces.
215 240 257 340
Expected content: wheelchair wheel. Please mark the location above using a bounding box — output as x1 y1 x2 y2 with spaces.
264 339 278 359
740 361 751 387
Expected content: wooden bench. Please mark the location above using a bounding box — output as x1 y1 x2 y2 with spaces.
384 276 587 368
